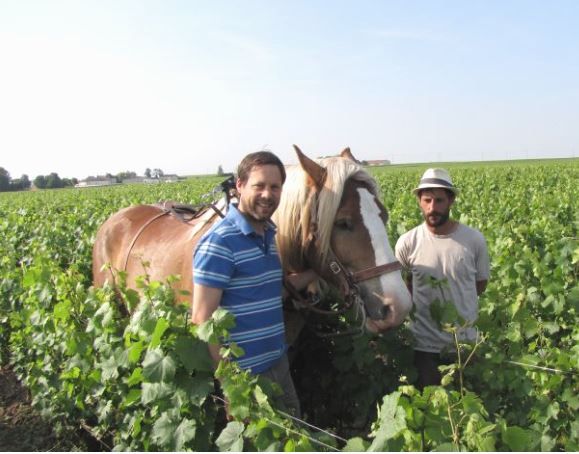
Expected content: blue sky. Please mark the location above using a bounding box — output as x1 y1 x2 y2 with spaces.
1 0 578 179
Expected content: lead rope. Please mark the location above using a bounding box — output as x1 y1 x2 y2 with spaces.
352 292 367 335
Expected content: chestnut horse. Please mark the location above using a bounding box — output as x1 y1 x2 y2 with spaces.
92 146 411 333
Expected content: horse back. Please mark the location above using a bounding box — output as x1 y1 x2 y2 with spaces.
92 203 221 304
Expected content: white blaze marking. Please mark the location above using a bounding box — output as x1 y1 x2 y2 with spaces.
357 187 412 325
357 188 396 269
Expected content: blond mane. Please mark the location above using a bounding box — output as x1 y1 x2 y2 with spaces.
274 156 379 273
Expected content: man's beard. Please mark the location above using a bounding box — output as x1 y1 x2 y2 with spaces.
243 198 277 223
424 210 450 228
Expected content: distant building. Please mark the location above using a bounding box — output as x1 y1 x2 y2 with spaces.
141 175 180 184
75 178 117 188
76 174 181 187
123 177 146 184
159 174 180 183
364 159 391 166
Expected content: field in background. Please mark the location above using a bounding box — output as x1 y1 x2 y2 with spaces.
0 158 577 451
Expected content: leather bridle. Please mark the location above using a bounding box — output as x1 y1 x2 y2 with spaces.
283 186 403 336
284 243 402 321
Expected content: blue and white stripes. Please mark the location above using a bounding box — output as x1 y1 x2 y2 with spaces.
193 204 286 374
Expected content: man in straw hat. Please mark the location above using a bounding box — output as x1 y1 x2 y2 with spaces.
395 168 490 389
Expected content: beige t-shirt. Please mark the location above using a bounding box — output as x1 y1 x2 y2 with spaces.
395 223 490 353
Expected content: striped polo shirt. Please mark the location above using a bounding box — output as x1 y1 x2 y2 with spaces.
193 203 285 373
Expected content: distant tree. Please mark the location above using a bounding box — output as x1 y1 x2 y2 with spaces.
116 171 137 182
34 175 47 189
217 165 224 176
0 167 11 191
145 168 152 178
61 178 76 187
19 174 31 189
152 168 164 179
8 179 19 191
9 174 31 191
71 177 79 186
46 172 63 189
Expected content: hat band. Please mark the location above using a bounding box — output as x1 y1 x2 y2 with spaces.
419 177 454 188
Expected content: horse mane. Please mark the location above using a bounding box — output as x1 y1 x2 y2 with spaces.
274 156 380 273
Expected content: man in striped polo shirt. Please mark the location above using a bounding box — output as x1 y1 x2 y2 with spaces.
191 151 301 416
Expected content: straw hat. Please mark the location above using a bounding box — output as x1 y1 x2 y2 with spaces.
413 168 459 196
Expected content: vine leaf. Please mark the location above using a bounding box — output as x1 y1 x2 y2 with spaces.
343 437 369 451
216 421 245 451
149 317 170 349
141 382 174 404
502 426 537 451
152 410 197 450
142 348 176 382
174 418 197 451
175 335 213 372
368 391 407 451
100 355 119 381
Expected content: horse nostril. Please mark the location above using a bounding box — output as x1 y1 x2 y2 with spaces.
380 305 390 319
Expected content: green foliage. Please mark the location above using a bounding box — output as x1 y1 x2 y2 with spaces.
1 162 578 450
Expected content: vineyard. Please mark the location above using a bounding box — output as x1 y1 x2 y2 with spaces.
0 160 577 451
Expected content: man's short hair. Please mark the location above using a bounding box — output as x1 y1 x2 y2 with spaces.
417 188 456 200
237 151 286 184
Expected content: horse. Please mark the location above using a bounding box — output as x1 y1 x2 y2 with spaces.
92 146 411 334
274 146 411 334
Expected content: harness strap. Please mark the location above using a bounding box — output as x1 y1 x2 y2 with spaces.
122 210 170 272
351 261 402 283
209 203 226 219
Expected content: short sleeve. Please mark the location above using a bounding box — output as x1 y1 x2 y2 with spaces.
475 233 490 281
395 234 411 270
193 233 234 289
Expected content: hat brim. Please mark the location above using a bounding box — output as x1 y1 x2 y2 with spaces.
413 184 459 196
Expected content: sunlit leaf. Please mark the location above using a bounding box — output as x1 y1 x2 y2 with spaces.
142 347 176 382
215 421 244 452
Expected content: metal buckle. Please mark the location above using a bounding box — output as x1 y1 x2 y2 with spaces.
329 261 341 275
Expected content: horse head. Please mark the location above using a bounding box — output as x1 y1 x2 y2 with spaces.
274 146 412 333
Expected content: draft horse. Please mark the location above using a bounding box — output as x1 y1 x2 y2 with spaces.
92 146 411 334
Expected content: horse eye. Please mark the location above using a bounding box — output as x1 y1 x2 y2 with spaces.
335 219 353 231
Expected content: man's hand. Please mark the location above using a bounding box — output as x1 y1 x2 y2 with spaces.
476 279 488 296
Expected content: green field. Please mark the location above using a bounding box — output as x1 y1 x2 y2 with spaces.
0 159 577 451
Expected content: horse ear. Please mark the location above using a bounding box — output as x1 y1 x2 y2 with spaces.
294 144 326 190
340 147 358 162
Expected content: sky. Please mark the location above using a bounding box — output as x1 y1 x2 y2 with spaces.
1 1 578 180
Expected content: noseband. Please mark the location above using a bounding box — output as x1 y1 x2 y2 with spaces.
327 249 403 294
